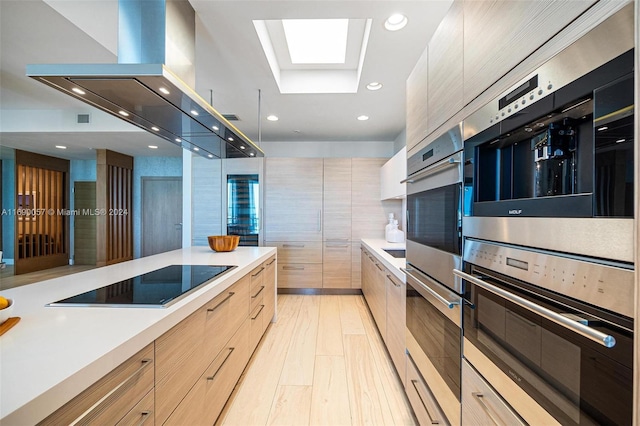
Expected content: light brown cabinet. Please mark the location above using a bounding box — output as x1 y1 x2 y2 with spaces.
406 48 429 151
361 247 386 340
263 255 277 326
385 272 406 386
39 344 155 426
427 0 464 134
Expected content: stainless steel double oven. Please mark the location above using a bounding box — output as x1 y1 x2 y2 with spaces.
458 5 635 425
404 124 464 425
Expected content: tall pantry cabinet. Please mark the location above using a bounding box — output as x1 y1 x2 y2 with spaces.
265 157 399 290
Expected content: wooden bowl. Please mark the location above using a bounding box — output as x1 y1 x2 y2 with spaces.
207 235 240 252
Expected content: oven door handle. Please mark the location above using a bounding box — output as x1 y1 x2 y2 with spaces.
402 268 460 309
401 157 461 184
453 269 617 348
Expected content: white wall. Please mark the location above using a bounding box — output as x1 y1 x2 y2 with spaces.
259 141 395 158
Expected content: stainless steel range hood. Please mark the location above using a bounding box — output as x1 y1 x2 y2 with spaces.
26 0 263 159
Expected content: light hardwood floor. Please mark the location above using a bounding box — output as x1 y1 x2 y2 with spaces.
220 294 416 426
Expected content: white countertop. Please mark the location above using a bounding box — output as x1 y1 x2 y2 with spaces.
360 239 406 282
0 246 276 425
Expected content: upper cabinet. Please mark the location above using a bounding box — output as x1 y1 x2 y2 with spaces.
406 48 429 152
427 1 464 134
380 147 407 200
264 158 323 241
463 0 597 105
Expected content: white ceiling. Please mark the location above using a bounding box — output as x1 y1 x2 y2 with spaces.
0 0 453 160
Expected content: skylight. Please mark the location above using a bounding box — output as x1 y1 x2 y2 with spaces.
282 19 349 64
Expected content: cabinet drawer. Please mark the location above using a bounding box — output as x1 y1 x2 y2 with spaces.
462 360 525 426
39 344 154 426
406 354 450 426
271 241 322 263
250 302 266 353
385 273 406 385
263 256 277 324
164 318 250 426
250 264 266 313
323 243 352 288
115 389 154 426
203 274 251 360
278 263 322 288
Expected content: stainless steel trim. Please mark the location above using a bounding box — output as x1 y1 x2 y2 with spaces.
411 380 445 425
251 305 265 320
403 157 461 184
251 286 265 299
462 236 634 317
453 269 616 348
406 241 463 293
408 122 463 175
403 268 459 309
207 292 235 312
206 347 234 380
387 274 402 287
405 267 462 326
463 216 634 264
70 358 152 426
463 4 634 140
471 393 503 426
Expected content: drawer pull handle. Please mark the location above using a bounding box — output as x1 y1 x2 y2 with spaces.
410 379 443 424
283 244 305 248
207 347 235 381
252 267 265 277
252 286 265 299
283 266 305 271
137 411 152 426
375 263 384 272
387 274 402 287
267 258 276 266
70 358 153 426
326 238 349 242
207 292 235 312
326 244 349 248
252 304 265 320
472 392 504 426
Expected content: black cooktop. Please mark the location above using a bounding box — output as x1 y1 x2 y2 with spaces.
48 264 236 308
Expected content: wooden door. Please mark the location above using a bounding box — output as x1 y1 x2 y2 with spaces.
73 181 96 265
142 177 182 257
14 150 69 274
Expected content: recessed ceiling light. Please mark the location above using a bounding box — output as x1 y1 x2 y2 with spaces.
118 110 129 117
190 110 199 116
159 87 170 95
267 115 279 121
240 145 246 150
357 115 369 121
151 126 160 131
366 82 383 91
616 138 626 143
385 14 408 31
598 126 609 131
249 152 255 157
55 145 67 149
148 145 158 149
212 126 219 131
208 154 214 158
282 19 349 64
193 147 200 152
228 137 234 141
175 138 181 143
71 87 85 95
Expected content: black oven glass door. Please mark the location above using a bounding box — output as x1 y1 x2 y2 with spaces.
407 183 461 256
406 273 461 399
463 271 633 425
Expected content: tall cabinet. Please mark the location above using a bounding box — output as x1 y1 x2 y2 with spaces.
265 157 400 290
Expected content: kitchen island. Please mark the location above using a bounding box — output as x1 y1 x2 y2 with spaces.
0 246 276 425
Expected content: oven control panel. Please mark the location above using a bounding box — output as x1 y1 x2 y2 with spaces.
463 238 634 318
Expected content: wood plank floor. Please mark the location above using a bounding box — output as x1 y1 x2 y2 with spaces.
221 294 416 426
0 264 96 290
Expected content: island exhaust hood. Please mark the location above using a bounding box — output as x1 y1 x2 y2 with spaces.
27 0 263 159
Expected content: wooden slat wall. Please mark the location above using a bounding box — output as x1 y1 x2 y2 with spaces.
14 150 69 275
96 150 133 266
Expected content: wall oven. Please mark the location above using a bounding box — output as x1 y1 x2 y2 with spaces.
404 124 464 425
462 4 635 263
455 238 634 425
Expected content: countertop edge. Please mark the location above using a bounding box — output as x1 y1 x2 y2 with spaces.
360 238 406 282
